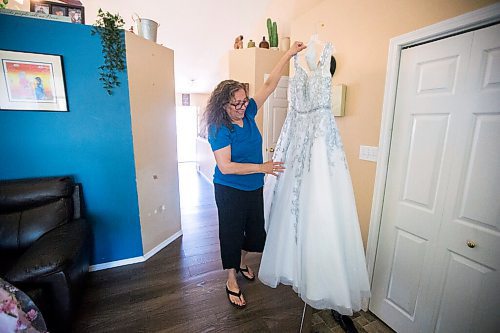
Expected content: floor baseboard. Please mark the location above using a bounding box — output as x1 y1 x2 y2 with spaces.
89 230 183 272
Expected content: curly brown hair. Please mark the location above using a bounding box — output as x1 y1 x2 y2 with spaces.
203 80 247 136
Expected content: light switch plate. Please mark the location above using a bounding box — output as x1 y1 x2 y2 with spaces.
359 145 378 162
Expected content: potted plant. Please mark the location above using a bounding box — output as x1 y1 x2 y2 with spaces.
267 18 278 49
91 9 125 95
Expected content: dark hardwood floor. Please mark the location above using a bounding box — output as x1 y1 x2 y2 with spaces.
73 162 393 333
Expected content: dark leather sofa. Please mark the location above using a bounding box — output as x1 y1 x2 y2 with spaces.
0 176 92 332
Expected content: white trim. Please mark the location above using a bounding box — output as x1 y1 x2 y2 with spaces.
89 230 183 271
197 168 214 185
143 230 183 261
89 256 144 272
366 3 500 284
262 73 271 162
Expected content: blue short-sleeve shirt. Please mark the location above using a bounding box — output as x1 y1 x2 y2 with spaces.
208 98 264 191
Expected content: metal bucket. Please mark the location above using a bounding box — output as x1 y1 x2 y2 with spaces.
133 14 159 42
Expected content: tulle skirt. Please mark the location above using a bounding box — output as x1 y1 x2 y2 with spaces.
259 138 371 315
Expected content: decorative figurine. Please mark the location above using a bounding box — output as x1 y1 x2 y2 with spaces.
234 35 244 49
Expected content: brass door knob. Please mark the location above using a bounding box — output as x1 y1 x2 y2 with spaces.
269 147 275 152
466 240 476 248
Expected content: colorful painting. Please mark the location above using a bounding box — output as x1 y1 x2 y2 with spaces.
0 50 68 112
3 61 57 103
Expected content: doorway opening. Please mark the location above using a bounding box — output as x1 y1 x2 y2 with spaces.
176 105 198 163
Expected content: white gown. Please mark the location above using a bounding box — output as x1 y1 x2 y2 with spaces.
258 42 371 315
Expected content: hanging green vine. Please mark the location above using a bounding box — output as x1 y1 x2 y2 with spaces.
0 0 9 9
91 9 126 95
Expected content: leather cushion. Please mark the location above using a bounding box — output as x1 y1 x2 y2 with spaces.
0 212 20 250
0 198 72 252
0 176 74 213
5 219 90 284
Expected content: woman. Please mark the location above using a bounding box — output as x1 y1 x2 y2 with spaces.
205 41 306 308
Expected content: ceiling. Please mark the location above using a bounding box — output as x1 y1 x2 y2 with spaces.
79 0 323 94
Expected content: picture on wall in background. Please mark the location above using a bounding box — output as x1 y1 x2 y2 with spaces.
30 0 85 24
0 50 68 112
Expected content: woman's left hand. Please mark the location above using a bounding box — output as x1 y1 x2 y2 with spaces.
262 161 285 176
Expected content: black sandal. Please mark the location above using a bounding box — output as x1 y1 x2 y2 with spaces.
239 265 255 281
225 283 246 309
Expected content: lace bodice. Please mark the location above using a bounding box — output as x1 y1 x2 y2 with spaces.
289 42 333 113
274 41 344 170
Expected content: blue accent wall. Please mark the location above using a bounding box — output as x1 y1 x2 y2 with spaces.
0 14 143 265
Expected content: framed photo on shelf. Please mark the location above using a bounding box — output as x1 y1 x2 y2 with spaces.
30 1 85 24
51 5 67 16
0 50 68 112
32 3 50 14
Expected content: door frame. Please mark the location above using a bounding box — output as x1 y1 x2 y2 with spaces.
366 3 500 284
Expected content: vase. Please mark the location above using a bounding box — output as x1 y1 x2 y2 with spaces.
280 37 290 51
259 36 269 49
247 39 256 48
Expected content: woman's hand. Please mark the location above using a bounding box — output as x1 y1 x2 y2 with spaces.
262 161 285 176
287 41 307 57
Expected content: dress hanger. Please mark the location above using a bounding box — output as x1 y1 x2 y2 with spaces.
305 33 327 71
309 33 326 46
295 22 334 75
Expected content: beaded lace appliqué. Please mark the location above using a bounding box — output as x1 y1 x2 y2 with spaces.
270 42 347 243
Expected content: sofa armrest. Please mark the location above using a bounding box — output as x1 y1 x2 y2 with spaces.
5 219 91 284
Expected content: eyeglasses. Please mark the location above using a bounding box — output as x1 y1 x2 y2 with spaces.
229 98 249 110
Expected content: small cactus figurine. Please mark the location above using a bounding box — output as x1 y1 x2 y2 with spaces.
266 18 278 48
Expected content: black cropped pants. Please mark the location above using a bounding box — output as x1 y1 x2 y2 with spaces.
214 183 266 270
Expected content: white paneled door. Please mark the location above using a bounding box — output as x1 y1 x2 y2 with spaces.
263 76 289 161
370 24 500 333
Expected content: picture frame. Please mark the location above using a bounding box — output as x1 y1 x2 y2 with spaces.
30 1 85 24
51 5 67 16
33 3 50 14
0 50 68 112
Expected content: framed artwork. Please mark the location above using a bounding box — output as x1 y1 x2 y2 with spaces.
33 3 50 14
0 50 68 112
30 1 85 24
67 7 83 24
51 5 67 16
182 93 190 106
